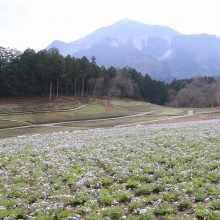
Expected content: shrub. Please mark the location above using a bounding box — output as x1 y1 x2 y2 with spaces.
143 166 154 174
85 213 104 220
133 175 152 183
210 200 220 210
194 191 208 202
101 177 113 186
207 211 220 220
206 172 220 183
103 206 125 218
54 208 71 219
154 204 175 215
163 192 178 202
99 189 114 205
136 212 156 220
126 179 140 189
135 184 154 195
12 208 27 219
153 184 166 193
128 202 145 212
0 209 9 219
195 205 208 219
114 189 133 202
71 192 89 205
161 176 176 184
178 199 192 211
144 194 162 204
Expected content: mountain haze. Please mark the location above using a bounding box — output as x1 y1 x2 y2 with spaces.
47 19 220 81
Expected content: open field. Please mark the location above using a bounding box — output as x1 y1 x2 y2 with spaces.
0 119 219 219
0 104 133 125
0 97 160 125
1 96 220 139
0 97 165 138
0 97 220 219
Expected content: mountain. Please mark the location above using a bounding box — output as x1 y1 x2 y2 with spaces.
47 19 220 81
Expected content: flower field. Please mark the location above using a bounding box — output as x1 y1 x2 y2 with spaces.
0 119 220 220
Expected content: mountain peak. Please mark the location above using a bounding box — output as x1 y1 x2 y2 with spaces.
112 18 143 26
115 18 132 23
46 19 220 81
77 18 180 47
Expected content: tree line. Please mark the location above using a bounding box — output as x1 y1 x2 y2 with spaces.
168 76 220 107
1 46 220 107
0 46 168 105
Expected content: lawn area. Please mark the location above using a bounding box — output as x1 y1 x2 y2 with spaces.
0 104 134 124
1 97 220 140
0 119 27 129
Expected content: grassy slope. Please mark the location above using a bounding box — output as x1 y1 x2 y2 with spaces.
1 97 219 138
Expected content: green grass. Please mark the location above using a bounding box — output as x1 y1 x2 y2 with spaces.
80 104 105 114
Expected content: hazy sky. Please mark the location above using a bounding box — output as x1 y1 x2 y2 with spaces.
1 0 220 51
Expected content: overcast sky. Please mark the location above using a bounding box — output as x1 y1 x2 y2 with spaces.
1 0 220 51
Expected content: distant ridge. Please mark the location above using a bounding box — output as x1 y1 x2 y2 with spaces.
47 19 220 81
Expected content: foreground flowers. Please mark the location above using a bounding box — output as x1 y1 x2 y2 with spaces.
0 120 219 219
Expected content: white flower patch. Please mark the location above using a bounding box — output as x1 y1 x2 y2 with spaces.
0 119 220 219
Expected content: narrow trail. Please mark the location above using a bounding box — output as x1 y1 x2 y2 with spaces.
34 109 164 127
0 118 32 125
0 104 88 116
0 104 88 130
3 105 217 132
0 108 180 131
115 115 188 127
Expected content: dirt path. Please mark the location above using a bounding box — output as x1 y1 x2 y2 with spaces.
0 104 88 116
1 106 220 133
115 115 188 127
38 109 164 127
0 118 32 125
0 109 166 131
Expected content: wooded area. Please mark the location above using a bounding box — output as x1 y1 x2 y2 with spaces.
0 46 168 105
168 76 220 107
1 46 220 107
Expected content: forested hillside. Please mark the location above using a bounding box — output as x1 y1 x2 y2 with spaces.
0 46 168 105
168 76 220 107
1 46 220 107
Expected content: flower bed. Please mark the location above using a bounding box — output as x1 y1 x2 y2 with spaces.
0 120 219 219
